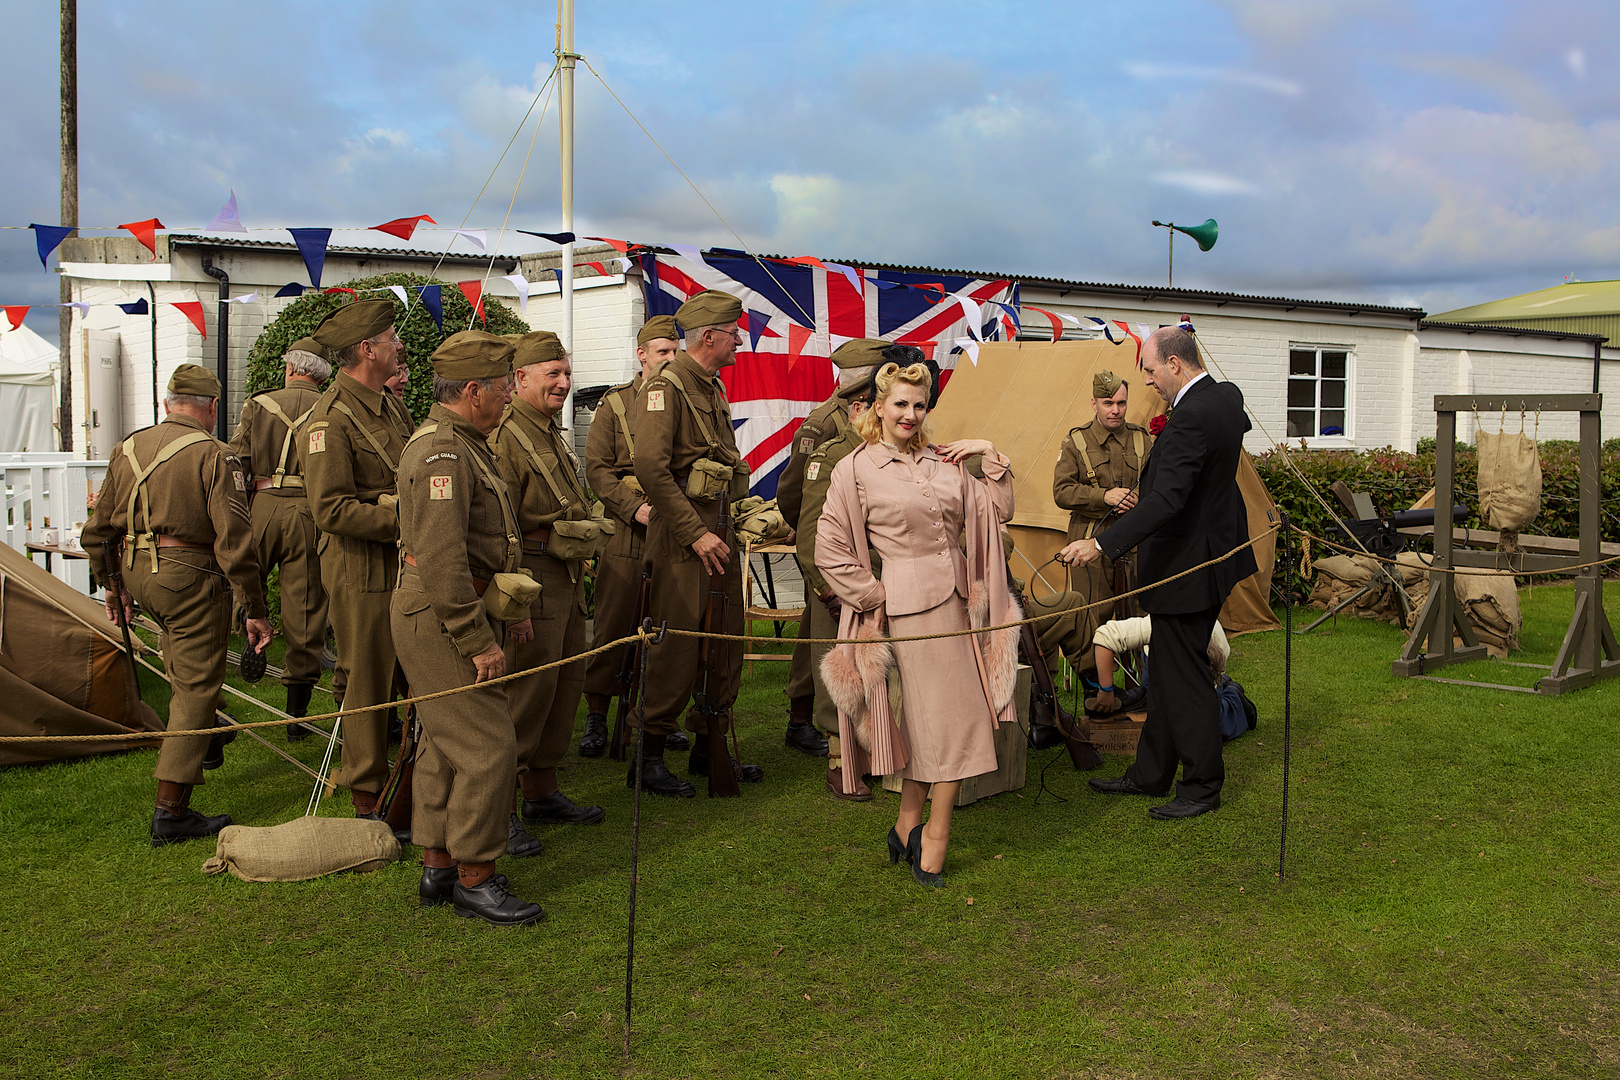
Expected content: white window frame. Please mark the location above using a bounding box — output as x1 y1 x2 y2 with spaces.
1286 343 1355 448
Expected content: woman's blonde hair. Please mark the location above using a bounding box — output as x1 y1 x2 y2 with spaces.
854 362 934 451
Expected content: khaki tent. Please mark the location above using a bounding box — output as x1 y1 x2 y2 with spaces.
0 541 161 765
929 339 1279 635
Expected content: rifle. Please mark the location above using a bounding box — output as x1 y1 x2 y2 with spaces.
1012 575 1102 771
694 490 741 797
101 538 143 702
609 569 653 762
375 704 418 836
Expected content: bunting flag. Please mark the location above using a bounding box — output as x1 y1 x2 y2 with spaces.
227 292 259 304
418 285 443 329
3 306 28 331
502 273 531 312
744 309 775 351
207 191 247 233
640 249 1014 496
388 285 410 307
1112 320 1143 365
118 218 165 256
668 244 704 265
29 224 74 269
288 228 331 287
586 236 631 253
519 230 575 245
582 261 608 277
60 301 91 315
954 338 981 366
825 262 864 296
118 299 149 315
324 287 357 297
456 280 484 324
1022 304 1064 342
451 229 486 251
274 282 306 298
172 301 207 339
371 214 436 241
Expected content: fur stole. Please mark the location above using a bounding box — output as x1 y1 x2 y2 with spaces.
819 623 894 752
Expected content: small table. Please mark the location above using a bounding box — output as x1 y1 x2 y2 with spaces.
25 542 96 594
743 540 805 670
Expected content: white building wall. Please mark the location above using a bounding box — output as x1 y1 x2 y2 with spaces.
1415 336 1620 445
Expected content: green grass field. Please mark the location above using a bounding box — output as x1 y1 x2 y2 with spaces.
3 587 1618 1079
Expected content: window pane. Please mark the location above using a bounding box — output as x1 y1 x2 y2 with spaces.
1288 379 1316 408
1322 351 1347 379
1289 350 1316 376
1321 381 1346 408
1320 410 1346 433
1288 410 1313 437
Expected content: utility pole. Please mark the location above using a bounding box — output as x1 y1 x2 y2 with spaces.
557 0 576 429
60 0 78 452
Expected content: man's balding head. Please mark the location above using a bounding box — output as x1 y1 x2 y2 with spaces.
1140 325 1205 404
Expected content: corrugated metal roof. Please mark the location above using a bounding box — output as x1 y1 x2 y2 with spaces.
167 232 510 266
1433 280 1620 322
1418 319 1608 344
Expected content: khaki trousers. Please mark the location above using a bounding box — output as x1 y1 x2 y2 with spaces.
583 520 646 699
507 551 587 773
392 581 514 864
126 548 229 787
252 492 327 686
639 508 743 736
319 534 397 794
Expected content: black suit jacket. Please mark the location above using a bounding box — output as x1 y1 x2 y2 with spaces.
1096 375 1257 615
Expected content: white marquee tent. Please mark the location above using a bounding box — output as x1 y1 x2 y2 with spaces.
0 323 59 452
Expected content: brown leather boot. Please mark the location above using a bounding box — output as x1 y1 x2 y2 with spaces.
150 781 231 847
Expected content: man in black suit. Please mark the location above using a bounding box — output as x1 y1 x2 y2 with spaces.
1059 325 1255 820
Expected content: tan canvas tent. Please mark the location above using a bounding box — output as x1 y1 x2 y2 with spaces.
929 339 1279 635
0 541 161 765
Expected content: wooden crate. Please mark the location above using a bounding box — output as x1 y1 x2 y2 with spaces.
883 666 1030 807
1079 710 1147 756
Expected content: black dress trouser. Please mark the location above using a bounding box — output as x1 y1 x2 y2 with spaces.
1126 605 1225 804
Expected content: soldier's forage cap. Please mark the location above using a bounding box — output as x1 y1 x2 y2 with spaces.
431 331 515 381
637 315 678 346
311 299 395 351
835 369 876 401
287 337 327 359
1093 369 1122 399
502 330 566 368
831 338 889 370
674 289 742 331
168 363 221 399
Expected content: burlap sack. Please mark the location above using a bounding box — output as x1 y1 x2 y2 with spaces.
1453 571 1521 657
200 816 400 882
1476 429 1541 548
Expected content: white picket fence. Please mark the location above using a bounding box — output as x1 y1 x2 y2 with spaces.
2 453 108 594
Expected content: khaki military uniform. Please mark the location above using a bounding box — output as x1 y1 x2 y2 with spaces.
382 387 416 438
303 369 407 795
1052 419 1153 656
632 354 745 737
392 404 522 864
777 393 848 703
492 398 590 779
229 383 326 686
582 376 648 699
83 414 264 787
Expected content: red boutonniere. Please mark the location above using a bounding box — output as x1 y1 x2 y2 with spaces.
1149 414 1168 436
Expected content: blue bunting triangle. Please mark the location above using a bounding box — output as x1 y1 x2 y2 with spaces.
117 298 149 315
518 230 576 245
29 224 74 270
418 285 443 330
274 282 306 298
288 228 332 288
745 309 771 351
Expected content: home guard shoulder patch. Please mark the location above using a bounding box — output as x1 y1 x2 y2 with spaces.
429 475 453 500
645 389 665 412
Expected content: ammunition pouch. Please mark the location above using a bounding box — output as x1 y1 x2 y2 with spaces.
730 459 752 500
549 518 615 561
621 474 644 496
483 569 541 622
685 458 735 500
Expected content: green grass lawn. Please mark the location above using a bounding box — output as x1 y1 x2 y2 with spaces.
4 587 1619 1079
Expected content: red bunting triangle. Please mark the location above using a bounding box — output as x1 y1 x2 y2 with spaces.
1022 305 1064 343
371 215 437 241
457 280 486 324
783 255 826 269
784 324 813 373
585 236 630 254
1112 320 1143 366
583 261 608 277
3 306 28 331
172 301 207 339
324 287 358 297
117 218 166 256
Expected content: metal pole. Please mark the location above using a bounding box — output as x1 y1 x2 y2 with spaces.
1168 227 1174 288
59 0 78 453
1594 339 1602 395
557 0 576 430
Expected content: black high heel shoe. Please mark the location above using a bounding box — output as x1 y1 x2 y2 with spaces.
886 826 909 866
905 824 943 889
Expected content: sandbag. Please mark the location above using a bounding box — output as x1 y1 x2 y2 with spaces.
1476 429 1541 550
1454 571 1521 656
200 816 400 882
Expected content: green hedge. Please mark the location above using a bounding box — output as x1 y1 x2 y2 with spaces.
245 271 529 425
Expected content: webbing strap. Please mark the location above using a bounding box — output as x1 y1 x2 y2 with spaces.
253 395 316 489
502 416 579 513
120 430 213 573
652 364 719 450
407 423 521 572
607 385 635 459
331 399 399 472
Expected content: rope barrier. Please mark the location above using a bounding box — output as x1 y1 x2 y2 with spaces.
1291 523 1620 577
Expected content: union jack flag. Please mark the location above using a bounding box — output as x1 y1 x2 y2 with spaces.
638 249 1018 497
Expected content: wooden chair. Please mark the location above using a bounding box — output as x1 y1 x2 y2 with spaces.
742 538 805 673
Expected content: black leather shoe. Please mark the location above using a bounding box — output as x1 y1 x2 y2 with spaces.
355 810 411 845
1088 775 1162 796
150 807 232 847
201 716 239 771
688 740 764 782
507 814 545 858
664 730 690 751
627 754 697 798
906 825 944 889
577 713 609 758
1028 722 1065 750
453 876 546 926
1148 796 1219 820
521 790 606 826
784 721 829 757
421 867 508 906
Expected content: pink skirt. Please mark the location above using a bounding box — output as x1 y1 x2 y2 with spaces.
890 593 998 783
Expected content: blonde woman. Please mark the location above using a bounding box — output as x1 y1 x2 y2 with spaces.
815 361 1021 888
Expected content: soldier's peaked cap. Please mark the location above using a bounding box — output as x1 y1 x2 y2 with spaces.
311 299 395 351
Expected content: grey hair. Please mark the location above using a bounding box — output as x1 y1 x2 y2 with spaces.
164 393 215 410
284 350 332 383
432 374 501 405
838 364 876 389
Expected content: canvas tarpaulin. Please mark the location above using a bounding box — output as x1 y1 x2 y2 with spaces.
927 339 1279 635
0 540 161 765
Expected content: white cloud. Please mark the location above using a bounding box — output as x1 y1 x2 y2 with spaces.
1123 62 1302 97
1151 170 1262 197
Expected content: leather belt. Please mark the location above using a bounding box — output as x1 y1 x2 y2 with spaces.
253 477 304 492
522 528 551 544
156 535 210 551
403 552 488 596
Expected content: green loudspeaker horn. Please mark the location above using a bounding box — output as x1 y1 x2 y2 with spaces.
1174 218 1219 252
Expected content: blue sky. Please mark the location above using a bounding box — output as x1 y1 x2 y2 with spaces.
4 0 1618 343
